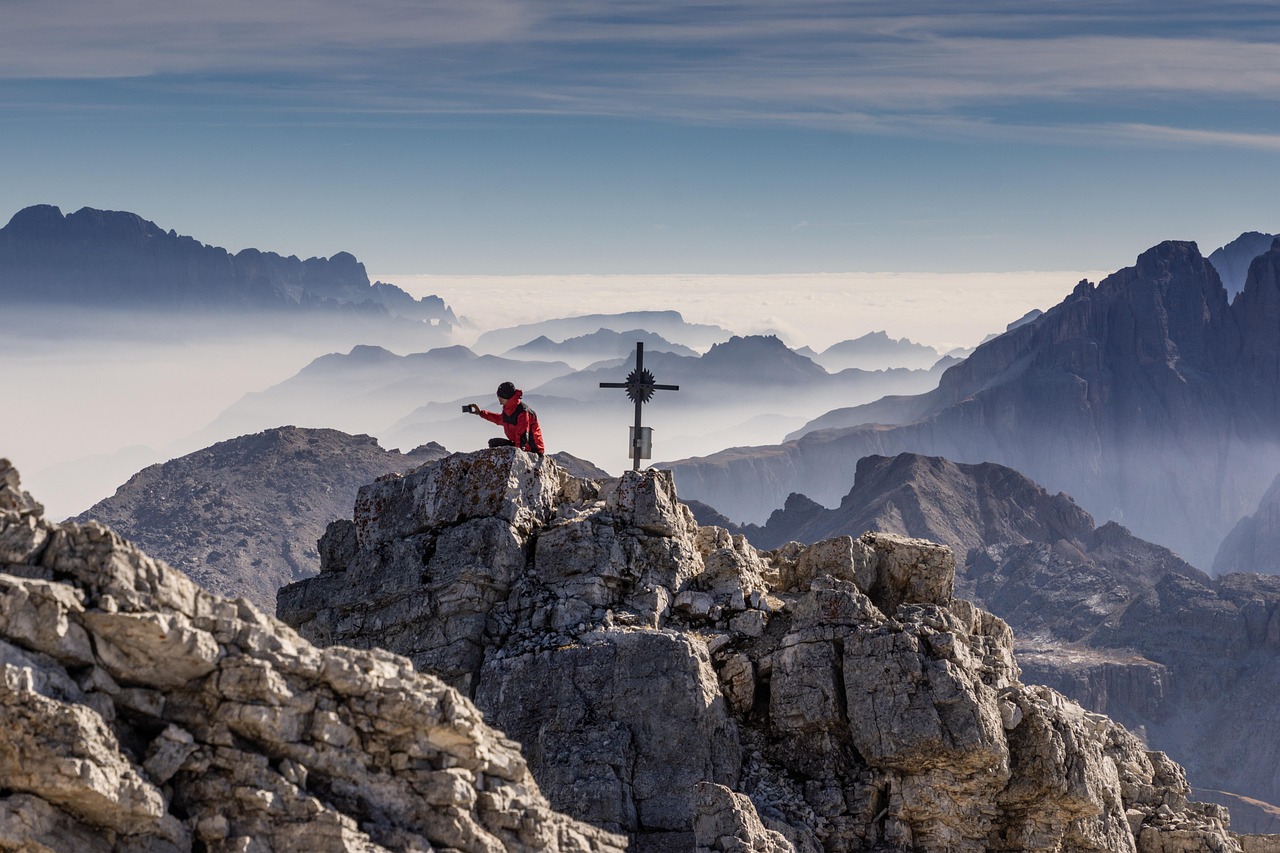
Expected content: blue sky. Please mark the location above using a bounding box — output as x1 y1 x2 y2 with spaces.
3 0 1280 274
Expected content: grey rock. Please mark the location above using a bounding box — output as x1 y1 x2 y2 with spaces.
0 460 625 853
281 448 1267 852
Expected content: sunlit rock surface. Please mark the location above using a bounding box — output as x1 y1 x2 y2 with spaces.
0 457 625 853
281 447 1264 852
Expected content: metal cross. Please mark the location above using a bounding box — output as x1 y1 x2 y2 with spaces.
599 341 680 470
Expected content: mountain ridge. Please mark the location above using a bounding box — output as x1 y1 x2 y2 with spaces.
666 238 1280 567
0 204 455 323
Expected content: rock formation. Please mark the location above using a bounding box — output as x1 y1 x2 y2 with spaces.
0 457 625 852
666 238 1280 568
1214 473 1280 575
691 452 1280 816
279 447 1262 852
0 204 455 324
1209 231 1279 299
75 427 450 610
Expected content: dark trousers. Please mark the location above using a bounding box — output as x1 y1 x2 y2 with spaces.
489 437 543 456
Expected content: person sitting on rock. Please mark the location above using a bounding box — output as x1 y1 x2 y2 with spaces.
465 381 545 456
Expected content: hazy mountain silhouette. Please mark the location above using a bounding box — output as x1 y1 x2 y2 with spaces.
501 328 697 367
667 238 1280 568
472 310 728 354
1208 230 1278 299
1213 472 1280 575
0 204 454 324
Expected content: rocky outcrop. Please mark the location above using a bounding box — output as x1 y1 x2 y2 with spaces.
699 452 1280 811
1209 231 1278 299
0 457 625 853
0 204 455 324
666 239 1280 568
281 448 1259 852
76 427 450 610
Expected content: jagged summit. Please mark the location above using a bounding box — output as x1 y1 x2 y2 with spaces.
1210 230 1280 298
276 447 1257 852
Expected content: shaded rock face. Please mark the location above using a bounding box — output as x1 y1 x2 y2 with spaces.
1209 231 1279 299
0 457 625 853
75 427 449 611
1215 472 1280 575
0 204 455 324
667 239 1280 568
280 448 1251 852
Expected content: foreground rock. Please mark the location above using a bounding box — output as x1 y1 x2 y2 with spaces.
703 452 1280 813
0 457 625 853
281 448 1264 852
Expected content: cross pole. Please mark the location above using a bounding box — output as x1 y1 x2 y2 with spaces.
599 341 680 470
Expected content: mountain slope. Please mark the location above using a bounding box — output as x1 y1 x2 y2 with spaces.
668 239 1280 567
75 427 449 609
1214 472 1280 575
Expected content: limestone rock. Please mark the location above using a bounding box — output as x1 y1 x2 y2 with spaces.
694 782 795 853
283 448 1269 852
0 460 625 853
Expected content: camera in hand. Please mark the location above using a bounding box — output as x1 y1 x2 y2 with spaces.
461 405 470 412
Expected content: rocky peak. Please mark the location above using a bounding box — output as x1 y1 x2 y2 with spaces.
1210 231 1280 298
0 459 625 852
279 447 1255 852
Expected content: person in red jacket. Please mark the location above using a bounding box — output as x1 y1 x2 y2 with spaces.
465 381 545 455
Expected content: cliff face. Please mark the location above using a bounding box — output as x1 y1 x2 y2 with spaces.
0 204 454 323
279 448 1255 853
75 427 450 611
0 458 624 853
667 239 1280 569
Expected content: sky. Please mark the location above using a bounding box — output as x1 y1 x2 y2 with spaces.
3 0 1280 275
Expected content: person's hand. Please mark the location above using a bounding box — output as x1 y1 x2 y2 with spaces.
465 403 480 414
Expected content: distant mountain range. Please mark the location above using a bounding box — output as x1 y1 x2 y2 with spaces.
668 237 1280 568
501 328 697 367
795 330 944 372
0 204 455 324
472 310 729 354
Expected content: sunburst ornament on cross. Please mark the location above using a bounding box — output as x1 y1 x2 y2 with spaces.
599 342 680 470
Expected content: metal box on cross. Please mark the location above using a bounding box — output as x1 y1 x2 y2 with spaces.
599 341 679 470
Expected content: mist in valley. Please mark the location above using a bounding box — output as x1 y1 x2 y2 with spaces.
3 269 1088 521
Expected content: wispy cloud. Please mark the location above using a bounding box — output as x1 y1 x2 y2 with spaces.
5 1 1280 149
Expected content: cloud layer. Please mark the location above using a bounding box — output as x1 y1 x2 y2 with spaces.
7 1 1280 147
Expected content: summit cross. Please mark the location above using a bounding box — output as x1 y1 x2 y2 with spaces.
599 341 680 470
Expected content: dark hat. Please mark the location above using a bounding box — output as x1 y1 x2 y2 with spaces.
496 381 517 399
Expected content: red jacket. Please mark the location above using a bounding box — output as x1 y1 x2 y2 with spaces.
479 391 545 454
